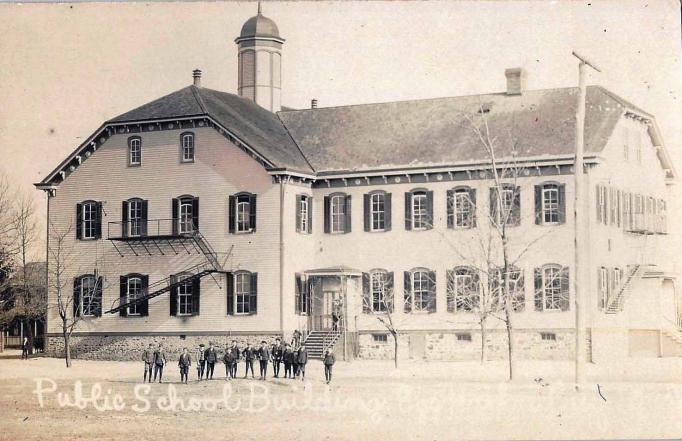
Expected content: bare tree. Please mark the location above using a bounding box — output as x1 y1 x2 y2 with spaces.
361 271 401 368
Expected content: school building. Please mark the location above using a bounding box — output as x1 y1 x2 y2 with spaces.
35 7 681 362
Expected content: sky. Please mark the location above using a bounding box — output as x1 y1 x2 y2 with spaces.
0 0 680 259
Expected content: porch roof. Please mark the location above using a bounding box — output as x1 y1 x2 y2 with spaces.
304 266 363 277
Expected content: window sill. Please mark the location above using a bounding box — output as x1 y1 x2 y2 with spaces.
176 313 192 317
368 229 387 233
79 237 99 242
180 159 195 164
234 229 255 235
127 163 141 168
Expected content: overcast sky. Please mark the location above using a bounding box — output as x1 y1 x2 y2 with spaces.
0 0 680 258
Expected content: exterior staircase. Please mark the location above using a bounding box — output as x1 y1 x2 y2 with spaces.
302 330 342 359
605 264 644 314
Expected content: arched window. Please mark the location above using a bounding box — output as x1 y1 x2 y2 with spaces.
489 266 524 311
124 197 147 237
176 273 193 316
446 266 479 312
534 264 569 312
447 186 476 228
179 197 194 233
180 132 195 162
229 192 257 234
404 268 436 313
74 274 102 317
127 276 143 316
370 269 390 312
128 136 141 166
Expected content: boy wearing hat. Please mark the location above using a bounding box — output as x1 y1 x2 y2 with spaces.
323 348 336 384
195 343 206 380
178 347 192 384
257 340 271 380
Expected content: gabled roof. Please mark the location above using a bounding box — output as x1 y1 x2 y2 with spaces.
110 85 312 173
277 86 661 174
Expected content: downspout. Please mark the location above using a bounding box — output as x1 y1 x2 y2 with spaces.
44 190 51 346
279 177 285 337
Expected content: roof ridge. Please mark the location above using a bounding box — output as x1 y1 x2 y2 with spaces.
277 114 316 173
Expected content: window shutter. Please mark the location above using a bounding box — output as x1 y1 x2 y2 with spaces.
363 194 370 232
534 185 542 225
559 267 570 311
140 275 149 317
511 187 521 226
558 184 566 224
362 273 371 313
296 195 302 233
73 277 81 317
140 200 148 236
616 190 621 228
94 277 103 317
172 198 179 235
469 189 477 228
76 204 83 240
307 197 313 234
228 195 236 234
403 271 412 313
119 276 127 317
447 189 454 229
295 273 302 314
324 195 330 234
596 185 602 224
169 275 178 316
427 270 437 313
534 268 543 311
384 193 392 231
122 201 129 237
404 192 412 230
426 191 434 230
446 269 455 312
94 202 103 239
489 188 498 226
192 197 200 231
191 277 201 316
249 272 258 315
344 195 352 233
386 272 394 313
249 194 257 232
605 187 610 225
597 268 604 310
226 273 234 315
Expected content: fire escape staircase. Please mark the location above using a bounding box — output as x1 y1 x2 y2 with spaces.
104 219 228 315
605 264 643 314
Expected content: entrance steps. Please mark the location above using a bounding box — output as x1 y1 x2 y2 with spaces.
301 330 342 359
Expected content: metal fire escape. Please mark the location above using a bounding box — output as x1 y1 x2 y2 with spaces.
104 219 228 315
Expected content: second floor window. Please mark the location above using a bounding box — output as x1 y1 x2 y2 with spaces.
181 132 195 162
122 198 147 237
127 276 143 316
324 193 351 234
405 190 433 231
535 183 565 225
77 201 102 240
364 191 391 232
172 196 199 235
229 193 257 234
296 195 311 234
447 187 476 229
490 185 520 227
128 137 141 166
331 194 345 233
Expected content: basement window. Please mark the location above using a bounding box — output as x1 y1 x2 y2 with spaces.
372 334 388 343
540 332 556 341
456 333 472 342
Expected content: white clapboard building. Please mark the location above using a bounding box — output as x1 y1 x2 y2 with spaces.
36 7 681 362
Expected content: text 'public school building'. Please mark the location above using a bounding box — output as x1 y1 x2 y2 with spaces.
36 7 682 362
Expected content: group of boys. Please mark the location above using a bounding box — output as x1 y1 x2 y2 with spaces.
142 337 336 384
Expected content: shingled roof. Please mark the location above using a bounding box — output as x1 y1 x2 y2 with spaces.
110 85 312 173
277 86 647 173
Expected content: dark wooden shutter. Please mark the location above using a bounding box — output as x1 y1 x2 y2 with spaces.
446 269 455 312
307 197 313 234
192 197 199 231
226 273 234 315
534 185 542 225
249 272 258 315
363 194 371 232
344 195 352 233
295 273 302 314
172 198 179 235
384 193 392 231
296 195 302 233
469 189 477 228
94 276 103 317
73 277 81 317
119 276 128 317
597 268 604 310
426 191 434 230
558 184 566 224
75 203 83 239
596 185 601 223
249 194 257 232
403 271 412 313
140 200 148 236
323 195 330 234
191 277 201 316
616 190 621 228
447 189 454 229
511 187 521 226
534 268 543 311
140 275 149 316
122 201 129 237
228 195 236 234
489 188 498 226
362 273 371 313
559 267 570 311
94 202 103 239
404 192 412 230
169 275 178 316
604 187 610 225
427 270 437 313
386 272 394 313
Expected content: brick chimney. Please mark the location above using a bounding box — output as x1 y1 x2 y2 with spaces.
192 69 202 87
311 99 318 109
504 68 525 95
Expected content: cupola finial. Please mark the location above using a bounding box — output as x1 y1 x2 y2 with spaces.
257 0 262 14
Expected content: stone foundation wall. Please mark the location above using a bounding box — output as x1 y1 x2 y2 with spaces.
358 330 574 361
46 334 281 361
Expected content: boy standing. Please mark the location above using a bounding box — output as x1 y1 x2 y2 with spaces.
323 348 335 384
242 342 256 379
142 343 155 383
195 343 206 380
223 347 236 379
229 340 240 378
297 344 308 380
205 342 218 380
257 341 271 380
178 347 191 384
271 338 283 378
282 343 294 378
153 343 166 383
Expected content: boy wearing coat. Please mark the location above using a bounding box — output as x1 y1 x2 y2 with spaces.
204 342 218 380
223 347 236 379
229 340 240 378
242 342 256 379
142 343 155 383
153 344 167 383
271 338 283 378
296 344 308 380
282 344 295 379
178 347 191 384
323 348 336 384
195 343 206 380
257 341 271 380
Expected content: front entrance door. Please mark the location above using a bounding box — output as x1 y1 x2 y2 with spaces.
311 290 341 331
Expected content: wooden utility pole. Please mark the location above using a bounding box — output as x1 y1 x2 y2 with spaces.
572 51 601 388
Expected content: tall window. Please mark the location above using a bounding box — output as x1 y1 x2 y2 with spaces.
453 189 474 228
127 277 143 316
598 185 607 224
412 192 428 230
371 271 388 312
599 266 609 309
299 196 309 233
181 132 195 162
82 202 98 239
128 137 141 166
370 192 386 231
452 267 478 312
490 267 524 311
542 184 560 224
612 267 622 298
491 185 520 227
237 195 251 232
412 270 430 311
331 194 346 233
535 265 569 312
80 275 97 317
235 272 251 314
179 198 194 233
177 275 193 316
128 199 143 237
